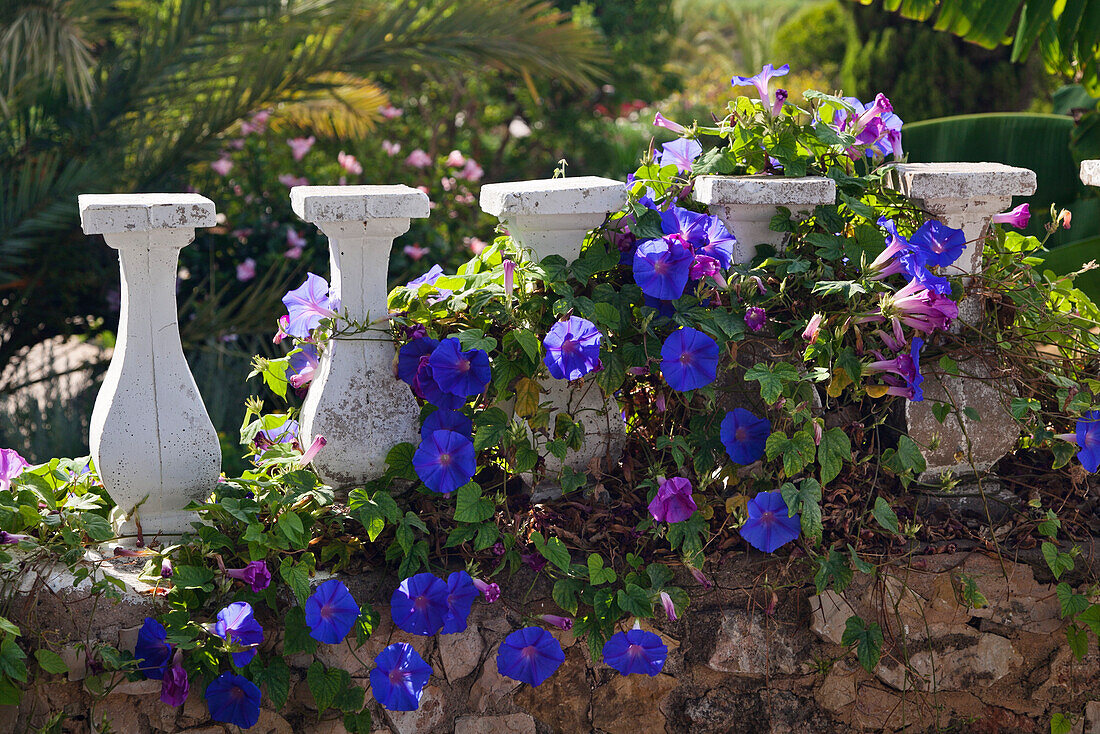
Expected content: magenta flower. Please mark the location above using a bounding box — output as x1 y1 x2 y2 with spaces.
300 435 327 465
865 337 924 402
235 258 256 282
656 138 702 174
502 259 516 303
278 173 309 188
225 561 271 593
908 220 966 269
659 591 678 621
689 254 721 281
720 408 771 464
382 140 401 156
287 136 315 161
406 149 432 168
803 313 824 343
731 63 790 106
161 650 189 706
337 151 363 175
648 477 697 523
381 105 403 119
413 429 476 494
602 627 667 676
428 338 491 398
541 614 573 631
465 236 487 254
543 316 603 381
653 111 686 135
771 88 788 116
459 159 483 182
473 578 500 602
282 273 337 338
882 280 958 334
161 558 173 578
690 566 713 589
992 203 1030 229
660 327 719 392
634 238 693 300
287 344 320 389
0 531 29 546
0 449 29 492
745 306 766 333
445 150 467 167
404 244 430 260
740 491 800 553
210 156 233 177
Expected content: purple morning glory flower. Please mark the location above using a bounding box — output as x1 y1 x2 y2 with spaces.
370 643 432 711
886 280 959 334
543 316 603 381
391 573 449 636
225 560 271 592
834 96 903 157
1075 411 1100 473
660 327 719 392
413 429 476 494
256 417 298 447
421 409 473 440
134 618 172 680
212 602 264 668
867 337 925 402
160 651 189 706
656 138 703 174
908 220 966 269
602 628 668 676
442 571 479 634
720 408 771 465
428 338 491 398
205 673 261 729
643 294 677 318
745 306 766 333
740 490 801 553
496 627 565 687
397 337 463 409
282 273 337 338
648 476 697 523
634 238 693 301
0 532 28 545
407 264 444 288
659 207 709 249
287 344 320 389
731 63 790 105
698 216 735 269
0 449 28 492
305 579 361 644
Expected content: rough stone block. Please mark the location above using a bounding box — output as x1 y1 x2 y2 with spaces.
454 713 536 734
479 176 627 219
79 193 216 234
1081 160 1100 188
290 185 429 222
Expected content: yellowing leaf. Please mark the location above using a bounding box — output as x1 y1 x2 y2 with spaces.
725 494 748 516
515 378 541 417
698 499 713 520
864 384 890 398
827 368 853 398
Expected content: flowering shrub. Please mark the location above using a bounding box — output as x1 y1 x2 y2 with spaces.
2 65 1100 729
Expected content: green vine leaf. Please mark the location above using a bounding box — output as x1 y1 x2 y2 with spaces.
841 615 883 673
454 482 494 523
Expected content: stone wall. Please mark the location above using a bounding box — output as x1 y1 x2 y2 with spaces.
4 550 1099 734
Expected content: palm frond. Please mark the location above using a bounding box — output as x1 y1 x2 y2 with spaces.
268 72 390 139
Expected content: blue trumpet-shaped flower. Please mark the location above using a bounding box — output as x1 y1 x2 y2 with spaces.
740 490 801 553
134 618 172 680
496 627 564 687
205 673 261 729
660 327 719 392
305 579 360 644
720 408 771 464
442 571 479 634
391 573 449 636
602 628 668 676
370 643 432 711
413 429 476 494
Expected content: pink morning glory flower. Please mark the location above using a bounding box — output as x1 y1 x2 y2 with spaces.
745 306 766 333
0 449 29 492
287 136 315 161
653 111 686 135
300 435 327 466
459 159 483 181
659 591 678 621
405 149 432 168
382 140 401 156
288 344 320 388
473 578 500 602
404 244 430 261
445 150 467 167
160 650 188 706
802 313 824 343
541 614 573 631
991 203 1030 229
225 561 271 592
380 105 403 119
464 236 487 254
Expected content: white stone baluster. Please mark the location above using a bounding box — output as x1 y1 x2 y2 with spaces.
1080 160 1100 187
694 175 837 263
887 162 1037 275
884 163 1037 482
291 185 429 488
480 177 628 477
78 194 221 539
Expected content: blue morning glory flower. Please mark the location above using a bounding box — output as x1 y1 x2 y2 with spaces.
741 490 801 553
428 338 491 398
134 617 172 680
287 344 320 388
398 338 465 410
282 273 337 338
305 579 361 644
908 220 966 269
601 628 668 676
212 602 264 668
659 206 709 249
543 316 603 381
407 264 444 288
370 643 433 711
634 238 693 301
1076 411 1100 473
205 673 261 729
656 138 702 174
256 417 298 447
660 327 719 392
699 216 735 269
391 573 450 636
442 571 479 634
720 408 771 464
413 429 476 494
731 63 790 105
496 627 564 687
421 409 473 440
